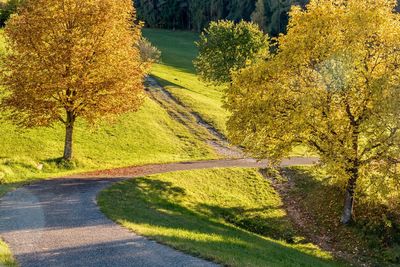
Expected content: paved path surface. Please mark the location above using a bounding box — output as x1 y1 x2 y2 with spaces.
0 158 317 267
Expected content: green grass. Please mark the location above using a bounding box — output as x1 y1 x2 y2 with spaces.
0 98 216 189
143 29 228 134
142 29 315 158
0 29 216 193
98 167 341 267
0 240 17 267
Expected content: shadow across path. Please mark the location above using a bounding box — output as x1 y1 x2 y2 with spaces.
0 158 317 267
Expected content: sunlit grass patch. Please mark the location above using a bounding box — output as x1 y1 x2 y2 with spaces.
99 167 340 266
0 239 17 267
0 97 216 196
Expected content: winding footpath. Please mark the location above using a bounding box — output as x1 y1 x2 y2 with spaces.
0 158 317 267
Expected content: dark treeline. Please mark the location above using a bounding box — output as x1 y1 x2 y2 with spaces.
135 0 400 35
134 0 308 35
2 0 400 35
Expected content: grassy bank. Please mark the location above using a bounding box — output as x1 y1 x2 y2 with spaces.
0 98 216 193
98 167 341 267
143 29 228 135
284 167 400 265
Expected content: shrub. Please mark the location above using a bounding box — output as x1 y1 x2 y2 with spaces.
194 20 269 85
138 37 161 63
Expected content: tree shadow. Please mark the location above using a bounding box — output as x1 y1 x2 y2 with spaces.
99 177 341 266
195 203 296 243
151 74 215 98
0 178 122 233
282 167 400 265
150 75 187 91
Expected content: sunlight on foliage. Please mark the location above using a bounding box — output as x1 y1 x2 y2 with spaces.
226 0 400 224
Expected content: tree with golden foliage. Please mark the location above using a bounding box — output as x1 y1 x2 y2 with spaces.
226 0 400 224
1 0 146 161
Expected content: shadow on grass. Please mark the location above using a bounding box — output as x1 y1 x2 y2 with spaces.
283 167 400 265
196 203 296 243
150 75 187 91
43 157 82 170
99 177 341 267
151 74 216 98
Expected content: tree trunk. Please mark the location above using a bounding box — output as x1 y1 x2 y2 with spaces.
341 168 358 224
63 111 75 161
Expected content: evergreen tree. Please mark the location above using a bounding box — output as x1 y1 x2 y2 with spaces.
251 0 267 31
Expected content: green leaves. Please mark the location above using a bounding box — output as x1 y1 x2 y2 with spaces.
194 20 269 85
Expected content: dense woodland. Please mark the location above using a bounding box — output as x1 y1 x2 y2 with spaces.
134 0 309 35
2 1 400 35
135 0 400 35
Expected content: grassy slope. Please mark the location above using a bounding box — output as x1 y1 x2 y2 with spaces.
0 99 214 183
143 29 313 157
0 30 216 193
143 29 228 135
284 167 400 265
99 168 342 267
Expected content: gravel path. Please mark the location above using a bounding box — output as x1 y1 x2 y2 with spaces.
0 158 317 267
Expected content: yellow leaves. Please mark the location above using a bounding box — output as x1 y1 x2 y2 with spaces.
1 0 147 127
227 0 400 190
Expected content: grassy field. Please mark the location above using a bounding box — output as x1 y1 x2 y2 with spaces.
143 29 228 135
0 99 216 187
0 30 217 195
98 167 341 267
143 29 313 157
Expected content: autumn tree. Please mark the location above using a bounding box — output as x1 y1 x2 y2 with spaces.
0 0 24 26
194 20 269 85
251 0 267 32
226 0 400 224
0 0 146 161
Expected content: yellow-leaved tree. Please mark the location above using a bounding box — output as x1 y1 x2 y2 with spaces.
226 0 400 224
1 0 146 161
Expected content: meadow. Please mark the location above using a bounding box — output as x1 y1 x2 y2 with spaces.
143 28 312 157
99 168 340 267
0 30 216 195
143 29 228 134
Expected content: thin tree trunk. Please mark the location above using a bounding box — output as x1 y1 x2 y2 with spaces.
342 105 361 225
63 111 75 161
341 168 358 224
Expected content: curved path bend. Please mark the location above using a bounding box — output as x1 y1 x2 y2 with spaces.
0 158 317 267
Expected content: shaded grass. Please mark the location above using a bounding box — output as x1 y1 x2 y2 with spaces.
98 167 342 267
283 166 400 266
143 29 228 134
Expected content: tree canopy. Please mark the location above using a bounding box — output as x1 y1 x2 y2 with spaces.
1 0 147 161
134 0 307 35
0 0 24 27
194 20 269 85
226 0 400 224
